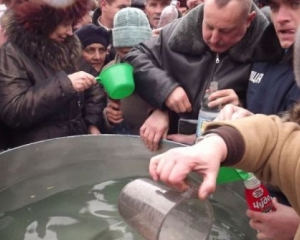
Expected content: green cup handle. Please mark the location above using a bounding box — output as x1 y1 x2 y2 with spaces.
95 76 101 83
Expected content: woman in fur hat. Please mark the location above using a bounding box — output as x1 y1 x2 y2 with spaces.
0 0 106 148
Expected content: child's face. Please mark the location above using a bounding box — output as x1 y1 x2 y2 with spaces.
116 47 132 59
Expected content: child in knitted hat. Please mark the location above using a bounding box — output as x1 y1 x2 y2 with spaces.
75 24 110 73
112 7 152 58
103 7 153 135
104 8 170 149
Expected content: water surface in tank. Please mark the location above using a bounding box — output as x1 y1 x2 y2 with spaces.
0 176 250 240
0 136 255 240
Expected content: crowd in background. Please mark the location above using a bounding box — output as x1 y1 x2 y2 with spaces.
1 0 300 239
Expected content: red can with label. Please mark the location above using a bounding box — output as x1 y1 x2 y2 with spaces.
244 173 276 213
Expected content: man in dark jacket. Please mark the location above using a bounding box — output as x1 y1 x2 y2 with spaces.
124 0 268 134
0 0 106 148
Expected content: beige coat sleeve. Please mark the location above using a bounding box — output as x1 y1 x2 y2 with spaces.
206 114 300 216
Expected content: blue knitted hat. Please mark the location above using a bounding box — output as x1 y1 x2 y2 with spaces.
112 7 152 48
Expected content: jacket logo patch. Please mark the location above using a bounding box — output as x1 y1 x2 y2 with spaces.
249 71 264 84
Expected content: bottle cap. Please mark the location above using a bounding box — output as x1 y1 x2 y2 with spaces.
244 173 261 189
209 81 218 93
171 0 177 6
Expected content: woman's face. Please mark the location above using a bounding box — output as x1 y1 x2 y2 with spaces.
49 23 73 42
82 43 107 72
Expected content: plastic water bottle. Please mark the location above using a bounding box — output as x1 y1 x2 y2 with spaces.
244 173 276 213
157 0 178 28
196 81 220 137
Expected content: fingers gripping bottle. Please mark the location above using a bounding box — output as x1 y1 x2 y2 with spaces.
196 81 220 137
157 0 178 28
244 173 276 212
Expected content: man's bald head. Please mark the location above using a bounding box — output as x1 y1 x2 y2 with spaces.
202 0 256 53
205 0 252 18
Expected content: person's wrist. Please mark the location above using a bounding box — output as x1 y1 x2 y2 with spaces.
195 133 219 143
195 134 227 163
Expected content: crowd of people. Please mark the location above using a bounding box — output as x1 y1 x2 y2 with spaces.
0 0 300 239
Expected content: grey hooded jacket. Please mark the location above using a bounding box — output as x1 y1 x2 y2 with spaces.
124 4 269 123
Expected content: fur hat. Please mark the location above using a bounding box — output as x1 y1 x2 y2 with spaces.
75 24 109 49
112 7 152 48
10 0 90 36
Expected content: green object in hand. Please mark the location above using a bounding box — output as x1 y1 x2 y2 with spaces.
216 167 249 184
96 63 135 100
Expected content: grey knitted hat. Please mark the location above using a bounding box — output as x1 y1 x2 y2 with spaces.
112 7 152 48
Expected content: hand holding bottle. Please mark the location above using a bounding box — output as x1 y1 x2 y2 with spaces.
196 81 220 137
247 198 299 240
208 89 240 108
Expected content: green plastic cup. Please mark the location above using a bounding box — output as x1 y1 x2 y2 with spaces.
96 63 135 99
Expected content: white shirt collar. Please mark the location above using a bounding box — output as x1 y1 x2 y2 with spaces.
98 18 111 31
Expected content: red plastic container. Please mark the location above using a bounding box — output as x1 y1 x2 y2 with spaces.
244 173 276 212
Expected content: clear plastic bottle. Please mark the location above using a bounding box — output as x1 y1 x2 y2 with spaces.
196 81 220 137
157 0 178 28
244 173 276 213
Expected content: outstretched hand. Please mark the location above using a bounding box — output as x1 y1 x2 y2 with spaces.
149 135 227 199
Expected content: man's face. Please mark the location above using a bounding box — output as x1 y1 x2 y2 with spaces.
102 0 131 28
144 0 171 29
82 43 107 72
269 0 300 49
202 0 255 53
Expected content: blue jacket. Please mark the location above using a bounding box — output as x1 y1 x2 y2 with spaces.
247 23 300 115
247 54 300 115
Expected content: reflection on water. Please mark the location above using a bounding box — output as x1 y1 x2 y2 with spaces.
24 217 79 240
0 178 250 240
